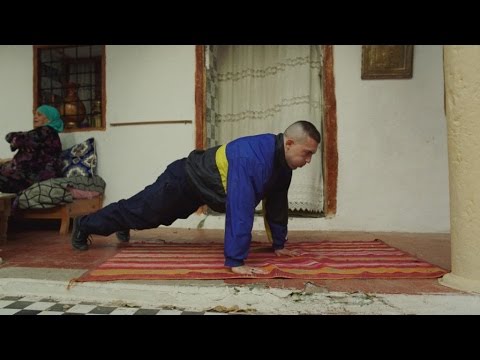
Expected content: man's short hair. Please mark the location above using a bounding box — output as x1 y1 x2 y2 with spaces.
284 120 321 144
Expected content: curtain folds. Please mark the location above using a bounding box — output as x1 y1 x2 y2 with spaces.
209 45 324 212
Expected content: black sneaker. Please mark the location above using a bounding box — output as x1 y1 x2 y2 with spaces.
71 216 91 251
116 230 130 242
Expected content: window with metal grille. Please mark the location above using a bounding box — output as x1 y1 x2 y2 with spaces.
33 45 105 131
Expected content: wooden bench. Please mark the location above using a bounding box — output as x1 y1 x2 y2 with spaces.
15 195 103 235
0 193 16 244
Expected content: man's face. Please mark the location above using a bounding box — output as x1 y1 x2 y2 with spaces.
33 111 49 128
284 136 319 170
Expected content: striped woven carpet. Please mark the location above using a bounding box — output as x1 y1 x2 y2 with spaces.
76 240 447 281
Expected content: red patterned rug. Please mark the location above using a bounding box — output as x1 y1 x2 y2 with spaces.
75 240 447 281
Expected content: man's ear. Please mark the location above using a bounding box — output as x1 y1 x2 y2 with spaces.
285 138 294 146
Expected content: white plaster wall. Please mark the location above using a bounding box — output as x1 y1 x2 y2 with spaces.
105 45 195 122
60 45 196 203
330 45 450 232
0 45 34 159
0 45 450 233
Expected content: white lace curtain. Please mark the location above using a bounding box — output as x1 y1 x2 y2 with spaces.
212 45 324 212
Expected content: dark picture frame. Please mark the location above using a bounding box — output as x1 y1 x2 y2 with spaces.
361 45 414 80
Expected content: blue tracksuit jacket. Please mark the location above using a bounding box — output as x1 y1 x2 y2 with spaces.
185 133 292 267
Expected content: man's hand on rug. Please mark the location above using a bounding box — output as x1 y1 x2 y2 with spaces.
231 265 268 275
275 248 301 257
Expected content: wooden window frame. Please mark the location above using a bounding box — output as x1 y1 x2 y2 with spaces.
33 45 106 133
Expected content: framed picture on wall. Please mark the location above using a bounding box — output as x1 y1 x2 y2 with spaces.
361 45 414 80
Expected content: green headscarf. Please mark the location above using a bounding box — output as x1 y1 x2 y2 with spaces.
37 105 64 133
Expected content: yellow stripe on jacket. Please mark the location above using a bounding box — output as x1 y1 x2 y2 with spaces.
215 144 228 193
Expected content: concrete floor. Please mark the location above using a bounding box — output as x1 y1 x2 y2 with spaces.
1 219 479 314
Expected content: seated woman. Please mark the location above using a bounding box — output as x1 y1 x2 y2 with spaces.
0 105 64 194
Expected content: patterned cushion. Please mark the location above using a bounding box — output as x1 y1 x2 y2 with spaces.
61 138 97 177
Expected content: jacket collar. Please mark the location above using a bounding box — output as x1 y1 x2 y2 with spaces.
275 133 290 170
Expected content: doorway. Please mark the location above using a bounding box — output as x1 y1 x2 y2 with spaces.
194 45 338 216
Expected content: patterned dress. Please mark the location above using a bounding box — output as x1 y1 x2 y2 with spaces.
0 126 62 194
